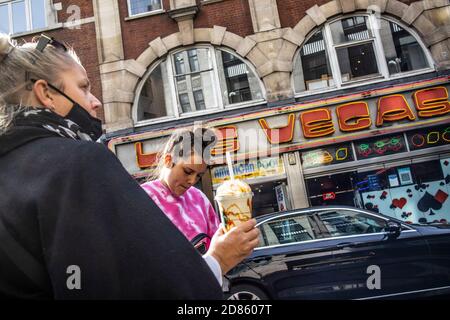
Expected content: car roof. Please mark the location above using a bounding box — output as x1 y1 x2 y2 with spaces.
254 205 392 224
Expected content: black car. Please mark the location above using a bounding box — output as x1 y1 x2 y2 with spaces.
224 206 450 300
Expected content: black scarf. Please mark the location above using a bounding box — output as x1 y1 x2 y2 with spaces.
13 107 95 141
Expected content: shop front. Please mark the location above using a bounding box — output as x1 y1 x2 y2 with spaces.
302 124 450 224
107 77 450 223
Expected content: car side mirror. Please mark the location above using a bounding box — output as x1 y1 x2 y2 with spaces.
385 220 401 239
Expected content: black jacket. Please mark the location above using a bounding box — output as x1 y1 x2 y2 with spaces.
0 126 223 299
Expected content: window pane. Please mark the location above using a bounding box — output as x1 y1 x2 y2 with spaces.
330 16 372 44
12 1 27 34
336 42 379 82
219 50 263 105
193 89 205 110
0 5 9 34
260 215 318 247
317 210 386 237
188 49 199 72
31 0 46 30
179 93 191 113
174 52 186 75
137 62 173 120
379 19 429 74
173 48 217 113
129 0 162 15
294 30 334 92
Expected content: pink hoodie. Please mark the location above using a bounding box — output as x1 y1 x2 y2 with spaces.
141 180 220 248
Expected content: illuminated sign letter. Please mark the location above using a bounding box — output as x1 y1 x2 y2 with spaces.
336 102 372 132
413 86 450 118
211 126 239 156
259 114 295 144
376 94 416 127
135 142 158 169
300 108 335 138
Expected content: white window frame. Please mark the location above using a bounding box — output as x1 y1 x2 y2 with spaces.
293 13 435 98
133 45 266 126
0 0 48 35
127 0 163 18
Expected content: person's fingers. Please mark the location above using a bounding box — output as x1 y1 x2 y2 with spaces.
238 219 257 232
246 228 260 240
249 237 260 248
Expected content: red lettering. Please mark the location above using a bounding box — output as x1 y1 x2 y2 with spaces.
135 142 158 169
336 102 371 132
211 126 239 156
376 94 416 126
300 108 335 138
259 114 295 144
413 86 450 118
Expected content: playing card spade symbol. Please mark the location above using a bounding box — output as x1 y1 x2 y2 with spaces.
429 209 436 216
418 192 442 212
367 195 375 199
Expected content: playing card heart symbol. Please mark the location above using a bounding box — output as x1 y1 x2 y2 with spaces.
392 198 407 209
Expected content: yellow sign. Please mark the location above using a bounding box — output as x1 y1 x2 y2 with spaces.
211 157 284 185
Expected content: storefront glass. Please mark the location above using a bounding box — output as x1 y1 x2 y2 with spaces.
302 124 450 224
211 156 291 217
355 158 450 224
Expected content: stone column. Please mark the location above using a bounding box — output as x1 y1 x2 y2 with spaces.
94 0 136 132
283 152 309 209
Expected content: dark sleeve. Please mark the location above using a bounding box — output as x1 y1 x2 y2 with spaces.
37 142 222 299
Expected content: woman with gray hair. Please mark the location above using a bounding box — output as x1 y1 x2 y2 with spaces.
0 34 259 299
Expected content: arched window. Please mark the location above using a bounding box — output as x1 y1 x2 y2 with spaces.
293 14 434 94
135 46 265 122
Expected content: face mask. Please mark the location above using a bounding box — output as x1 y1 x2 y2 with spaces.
46 82 103 141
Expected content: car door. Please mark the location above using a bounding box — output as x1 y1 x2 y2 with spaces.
314 208 432 299
246 210 351 299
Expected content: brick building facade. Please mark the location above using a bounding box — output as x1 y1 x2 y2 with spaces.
8 0 450 221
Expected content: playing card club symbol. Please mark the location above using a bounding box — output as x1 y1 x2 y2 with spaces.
392 198 407 209
418 218 428 224
417 190 448 212
367 195 375 199
401 212 412 219
407 189 412 193
365 202 379 213
380 191 388 200
414 183 429 192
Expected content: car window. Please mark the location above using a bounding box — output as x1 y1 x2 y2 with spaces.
315 210 387 238
259 214 320 247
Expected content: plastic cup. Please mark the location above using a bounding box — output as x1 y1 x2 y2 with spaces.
215 179 253 231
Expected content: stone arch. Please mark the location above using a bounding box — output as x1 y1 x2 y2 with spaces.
128 27 267 122
290 0 449 68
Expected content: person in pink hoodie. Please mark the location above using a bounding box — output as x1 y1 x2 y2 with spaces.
141 127 236 254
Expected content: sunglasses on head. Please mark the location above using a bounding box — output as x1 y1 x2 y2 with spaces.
35 34 68 53
25 34 68 87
